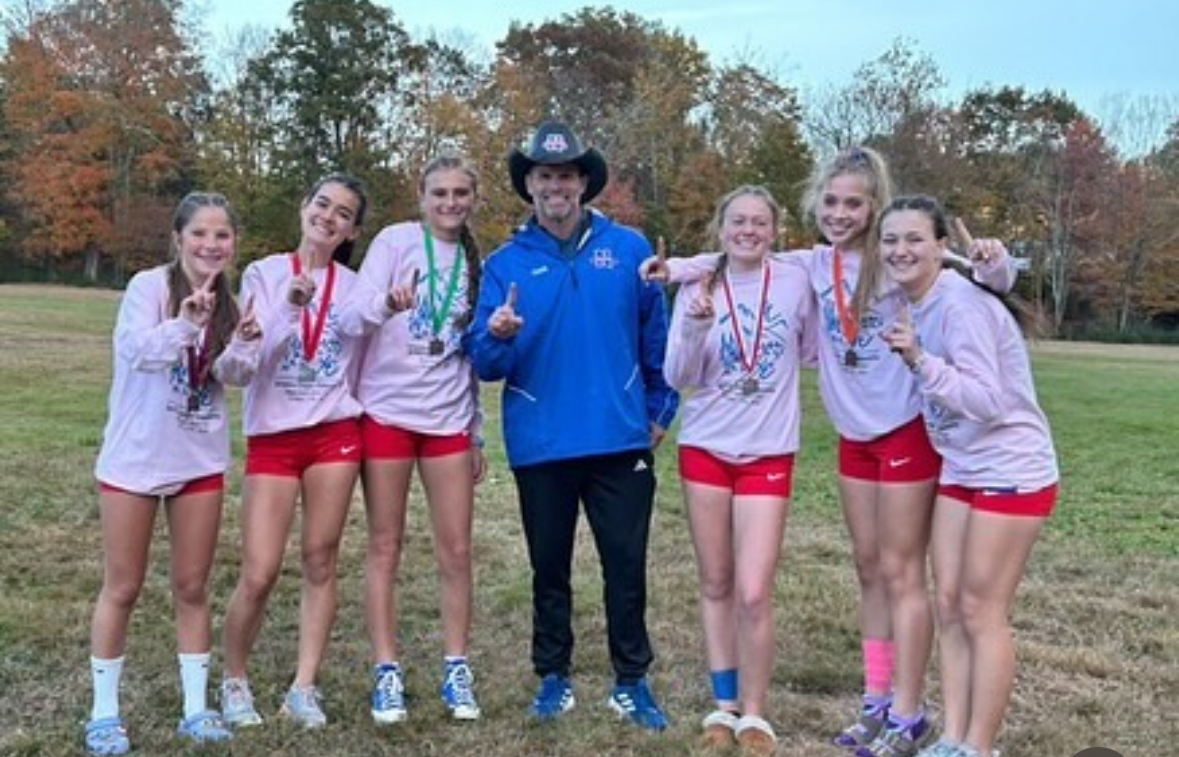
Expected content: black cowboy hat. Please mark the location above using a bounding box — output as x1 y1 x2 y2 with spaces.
507 120 608 204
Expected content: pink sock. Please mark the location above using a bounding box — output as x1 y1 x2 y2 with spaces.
862 638 894 696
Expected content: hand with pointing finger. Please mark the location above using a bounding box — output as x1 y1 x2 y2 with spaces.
882 305 921 369
488 282 524 339
639 236 670 282
685 273 715 320
951 216 1009 268
181 273 218 327
288 271 317 307
235 295 261 342
386 268 420 313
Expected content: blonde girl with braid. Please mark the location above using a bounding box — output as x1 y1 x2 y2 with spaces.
342 153 487 724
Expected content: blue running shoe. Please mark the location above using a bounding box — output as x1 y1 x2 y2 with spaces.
371 664 407 724
531 673 575 721
607 677 668 731
441 660 481 720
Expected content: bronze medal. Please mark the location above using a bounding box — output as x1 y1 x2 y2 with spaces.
187 393 200 413
742 377 759 395
844 349 858 367
429 338 444 355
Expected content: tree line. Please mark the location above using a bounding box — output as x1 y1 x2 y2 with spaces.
2 0 1177 337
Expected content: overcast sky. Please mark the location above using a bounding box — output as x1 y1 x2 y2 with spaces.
201 0 1178 142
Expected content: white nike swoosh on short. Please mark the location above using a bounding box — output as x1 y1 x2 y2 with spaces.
341 445 358 455
888 457 912 468
767 473 787 481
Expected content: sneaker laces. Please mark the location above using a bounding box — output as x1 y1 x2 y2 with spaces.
223 678 253 709
444 664 476 707
374 667 403 704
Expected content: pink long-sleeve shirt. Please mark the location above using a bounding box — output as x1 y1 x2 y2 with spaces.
909 270 1058 490
239 252 365 437
342 222 482 438
664 258 815 463
668 246 1016 441
95 265 259 494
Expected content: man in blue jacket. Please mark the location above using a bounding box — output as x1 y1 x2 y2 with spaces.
466 119 678 730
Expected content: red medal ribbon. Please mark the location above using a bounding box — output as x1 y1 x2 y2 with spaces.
291 253 337 363
720 263 770 376
832 248 859 349
186 323 211 391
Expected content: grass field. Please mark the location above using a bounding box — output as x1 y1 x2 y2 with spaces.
0 284 1174 757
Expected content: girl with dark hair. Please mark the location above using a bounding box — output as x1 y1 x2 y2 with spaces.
219 173 369 730
86 192 260 755
879 194 1057 757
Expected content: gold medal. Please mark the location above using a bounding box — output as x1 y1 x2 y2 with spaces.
429 338 444 355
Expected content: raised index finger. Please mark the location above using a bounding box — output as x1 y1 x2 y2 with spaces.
505 282 518 309
410 267 421 290
200 271 220 294
951 216 975 251
656 236 667 262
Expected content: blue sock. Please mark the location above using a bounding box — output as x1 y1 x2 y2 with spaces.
709 668 738 703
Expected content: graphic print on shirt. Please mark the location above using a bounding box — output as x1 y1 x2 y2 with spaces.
406 262 469 358
167 359 216 429
819 281 883 368
717 299 792 398
279 302 344 391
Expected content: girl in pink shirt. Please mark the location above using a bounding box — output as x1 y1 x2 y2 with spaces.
86 192 260 756
663 186 814 755
341 154 486 723
648 148 1016 757
220 174 368 730
880 194 1057 757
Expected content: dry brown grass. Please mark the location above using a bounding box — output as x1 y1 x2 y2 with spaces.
0 284 1174 757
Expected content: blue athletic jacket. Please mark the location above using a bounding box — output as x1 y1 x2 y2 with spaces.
466 211 679 468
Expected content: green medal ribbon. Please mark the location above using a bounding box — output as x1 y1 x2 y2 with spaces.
423 225 463 340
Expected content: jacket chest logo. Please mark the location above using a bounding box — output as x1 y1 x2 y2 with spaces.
590 247 618 270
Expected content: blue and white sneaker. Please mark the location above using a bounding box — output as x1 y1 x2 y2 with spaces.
221 677 263 727
280 684 327 729
607 677 668 731
371 664 407 724
531 673 575 721
84 716 130 756
441 660 481 720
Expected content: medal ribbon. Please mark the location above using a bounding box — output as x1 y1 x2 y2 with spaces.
290 253 337 363
832 248 859 349
186 323 211 392
423 226 464 339
720 263 770 376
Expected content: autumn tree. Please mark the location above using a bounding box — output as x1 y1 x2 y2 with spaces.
1 0 206 281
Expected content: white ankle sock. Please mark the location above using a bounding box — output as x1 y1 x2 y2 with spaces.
90 656 125 721
178 652 211 719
